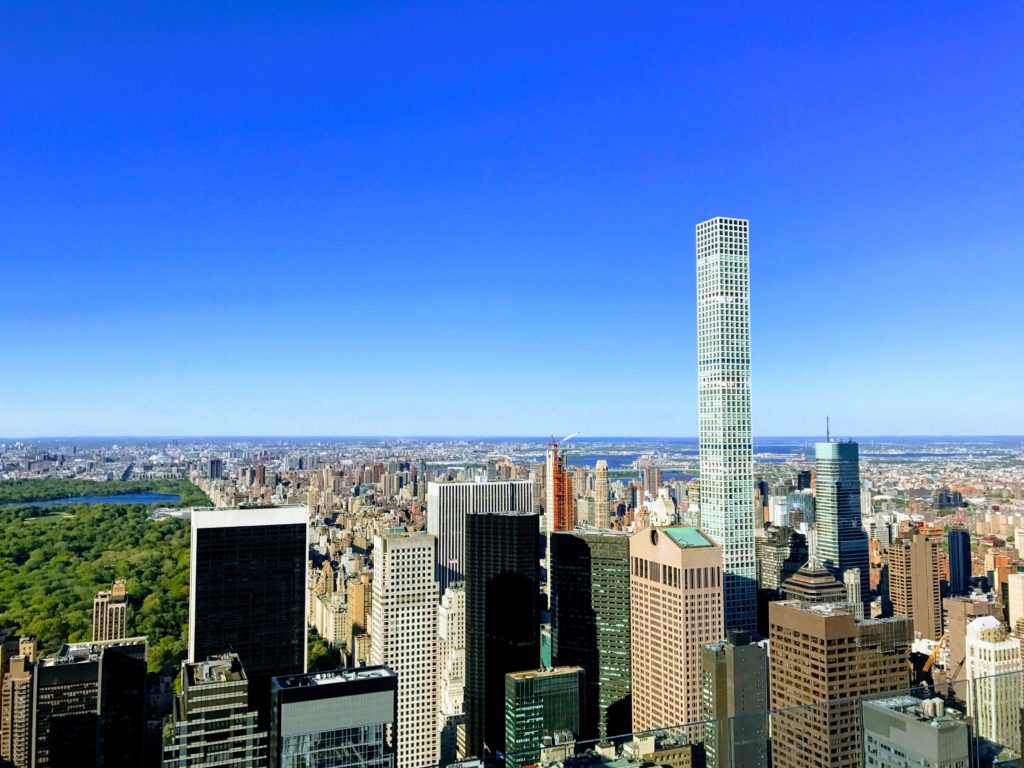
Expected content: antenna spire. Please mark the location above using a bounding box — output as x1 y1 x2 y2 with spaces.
826 416 831 442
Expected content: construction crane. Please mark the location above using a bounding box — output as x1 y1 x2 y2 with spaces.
922 633 948 675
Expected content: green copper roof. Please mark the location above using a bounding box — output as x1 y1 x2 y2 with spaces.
662 527 713 548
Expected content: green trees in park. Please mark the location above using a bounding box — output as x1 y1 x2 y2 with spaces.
0 482 209 675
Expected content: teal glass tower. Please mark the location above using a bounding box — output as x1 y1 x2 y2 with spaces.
696 216 756 632
814 440 870 609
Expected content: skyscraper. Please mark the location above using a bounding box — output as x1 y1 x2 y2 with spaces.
163 654 267 768
888 532 943 641
371 531 439 768
464 510 540 758
269 666 397 768
545 441 574 534
947 526 972 596
32 637 148 768
1 655 32 768
92 579 127 642
814 441 870 611
965 616 1022 754
701 631 768 768
189 506 308 726
593 461 610 529
551 529 631 740
769 602 912 768
696 216 756 632
630 526 724 733
504 667 584 768
426 480 533 597
438 583 467 767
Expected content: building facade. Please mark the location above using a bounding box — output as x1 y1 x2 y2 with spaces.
888 533 943 640
861 697 970 768
947 527 972 596
464 510 540 758
269 666 397 768
768 601 912 768
630 526 724 733
504 667 584 768
163 654 267 768
551 529 631 740
438 582 467 767
189 506 308 726
91 579 128 642
701 631 768 768
371 532 439 768
964 615 1022 755
696 216 756 632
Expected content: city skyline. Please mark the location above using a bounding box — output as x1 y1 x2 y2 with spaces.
2 3 1023 437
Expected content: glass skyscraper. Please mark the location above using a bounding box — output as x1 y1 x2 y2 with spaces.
550 529 631 740
464 509 540 758
948 526 972 595
696 216 756 632
814 441 870 610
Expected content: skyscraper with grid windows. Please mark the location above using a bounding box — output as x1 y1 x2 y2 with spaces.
696 216 756 632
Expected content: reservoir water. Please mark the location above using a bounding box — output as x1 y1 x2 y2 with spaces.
7 492 181 509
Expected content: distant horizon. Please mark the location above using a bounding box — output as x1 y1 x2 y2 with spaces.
3 434 1023 442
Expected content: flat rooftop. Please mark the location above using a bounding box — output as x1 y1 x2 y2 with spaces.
272 665 395 689
507 666 583 681
662 527 713 548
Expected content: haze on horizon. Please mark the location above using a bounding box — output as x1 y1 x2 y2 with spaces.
1 3 1022 437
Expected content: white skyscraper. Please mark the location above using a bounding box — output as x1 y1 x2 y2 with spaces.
437 582 467 766
371 531 440 768
427 479 533 596
965 615 1022 754
696 216 756 631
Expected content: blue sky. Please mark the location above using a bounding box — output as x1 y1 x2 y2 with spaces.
1 2 1022 437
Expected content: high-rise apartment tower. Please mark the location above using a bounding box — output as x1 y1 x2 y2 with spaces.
696 216 756 632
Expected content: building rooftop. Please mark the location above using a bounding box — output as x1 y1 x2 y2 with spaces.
507 666 583 681
661 527 713 548
272 664 396 689
186 653 246 686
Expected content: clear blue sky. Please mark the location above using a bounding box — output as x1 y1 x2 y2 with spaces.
1 2 1022 438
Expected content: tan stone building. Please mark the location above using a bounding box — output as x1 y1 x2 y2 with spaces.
630 526 723 733
888 533 943 640
769 600 913 768
92 579 128 642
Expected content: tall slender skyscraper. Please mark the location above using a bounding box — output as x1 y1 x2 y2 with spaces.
593 461 610 529
814 441 870 611
464 510 540 758
371 531 439 768
696 216 756 632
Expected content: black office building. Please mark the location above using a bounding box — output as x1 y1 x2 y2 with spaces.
464 509 540 758
948 526 972 596
551 529 631 741
189 506 308 726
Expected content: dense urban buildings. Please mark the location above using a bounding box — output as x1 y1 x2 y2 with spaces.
695 216 756 632
426 480 533 595
630 526 723 733
464 510 541 757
